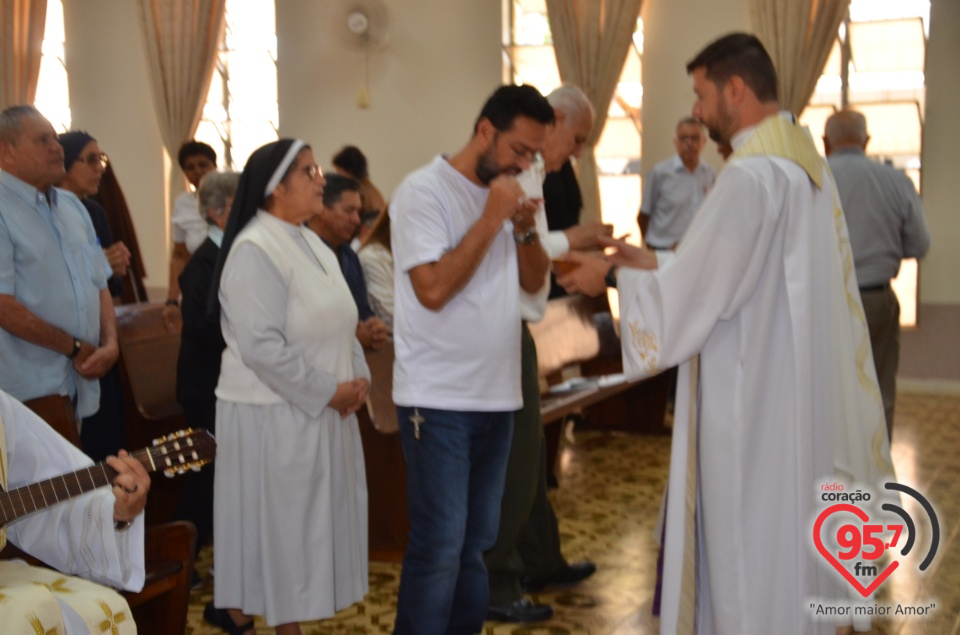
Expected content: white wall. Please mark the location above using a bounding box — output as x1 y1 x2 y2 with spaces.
55 0 958 316
275 0 503 198
640 0 750 174
62 0 169 291
919 0 960 305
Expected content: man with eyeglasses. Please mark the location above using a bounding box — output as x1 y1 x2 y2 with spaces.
485 84 607 624
638 117 716 250
0 105 119 437
389 84 553 635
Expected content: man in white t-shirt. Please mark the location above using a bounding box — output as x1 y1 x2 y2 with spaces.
389 85 554 635
163 141 218 332
486 85 607 624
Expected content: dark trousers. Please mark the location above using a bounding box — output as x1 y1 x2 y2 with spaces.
860 284 900 439
173 397 216 557
485 324 567 606
80 365 126 462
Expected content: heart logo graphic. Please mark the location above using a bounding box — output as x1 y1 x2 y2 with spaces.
813 503 899 597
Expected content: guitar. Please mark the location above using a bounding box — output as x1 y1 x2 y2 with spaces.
0 428 216 527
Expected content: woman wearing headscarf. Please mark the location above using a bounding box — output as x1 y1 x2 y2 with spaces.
57 131 131 463
57 132 131 300
172 170 239 569
204 139 370 635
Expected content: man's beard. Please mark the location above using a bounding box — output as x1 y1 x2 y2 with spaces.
705 98 735 146
475 142 502 185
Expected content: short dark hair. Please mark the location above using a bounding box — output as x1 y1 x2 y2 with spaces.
177 140 217 169
322 173 361 208
686 33 778 103
473 84 555 135
332 146 369 180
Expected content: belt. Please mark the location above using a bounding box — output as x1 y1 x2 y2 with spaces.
859 283 889 293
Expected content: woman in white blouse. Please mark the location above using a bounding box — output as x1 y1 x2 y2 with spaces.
358 207 394 334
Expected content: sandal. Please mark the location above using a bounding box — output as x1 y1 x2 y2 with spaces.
203 601 255 635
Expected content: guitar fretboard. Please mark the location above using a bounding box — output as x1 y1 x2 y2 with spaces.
0 447 152 526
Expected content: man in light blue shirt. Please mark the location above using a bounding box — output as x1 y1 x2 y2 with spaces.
825 109 930 439
0 105 118 419
638 117 716 249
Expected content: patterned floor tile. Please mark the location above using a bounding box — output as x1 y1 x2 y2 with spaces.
186 389 960 634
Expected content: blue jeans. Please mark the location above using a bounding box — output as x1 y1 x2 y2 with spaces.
393 406 514 635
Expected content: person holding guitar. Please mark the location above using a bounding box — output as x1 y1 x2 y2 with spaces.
0 387 150 634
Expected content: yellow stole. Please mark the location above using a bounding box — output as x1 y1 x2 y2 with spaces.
733 115 890 474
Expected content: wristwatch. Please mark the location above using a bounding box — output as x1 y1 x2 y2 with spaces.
605 265 619 288
67 338 82 359
114 519 133 532
513 228 539 245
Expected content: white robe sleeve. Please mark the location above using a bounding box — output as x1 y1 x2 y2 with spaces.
618 162 782 377
219 242 340 417
1 391 145 592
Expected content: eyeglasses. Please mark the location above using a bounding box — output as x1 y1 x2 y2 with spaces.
80 152 109 169
677 135 703 144
302 164 322 181
507 144 540 163
495 133 540 164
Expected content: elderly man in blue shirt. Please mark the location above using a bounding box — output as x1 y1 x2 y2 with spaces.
0 105 118 422
824 109 930 439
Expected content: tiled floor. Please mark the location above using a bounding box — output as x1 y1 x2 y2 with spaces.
186 388 960 634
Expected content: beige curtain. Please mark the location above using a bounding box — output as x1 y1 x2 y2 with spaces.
748 0 849 116
0 0 47 109
136 0 226 158
546 0 643 223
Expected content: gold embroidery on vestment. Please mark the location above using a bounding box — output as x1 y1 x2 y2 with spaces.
628 322 659 375
97 600 127 634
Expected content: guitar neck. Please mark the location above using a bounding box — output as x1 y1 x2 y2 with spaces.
0 447 153 526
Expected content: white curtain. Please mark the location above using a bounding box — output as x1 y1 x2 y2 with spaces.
546 0 643 223
136 0 226 158
0 0 47 109
748 0 850 116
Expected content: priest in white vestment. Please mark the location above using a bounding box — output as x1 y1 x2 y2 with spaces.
558 33 893 634
0 388 149 634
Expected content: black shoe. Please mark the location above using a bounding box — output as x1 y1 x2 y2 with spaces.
203 601 255 635
522 560 597 593
487 598 554 623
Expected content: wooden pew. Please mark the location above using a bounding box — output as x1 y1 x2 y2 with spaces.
112 302 201 634
114 302 188 526
357 342 408 562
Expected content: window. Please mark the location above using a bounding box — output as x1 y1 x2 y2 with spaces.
194 0 279 172
503 0 643 243
33 0 70 132
799 0 929 326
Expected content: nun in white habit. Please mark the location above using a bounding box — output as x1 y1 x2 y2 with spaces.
205 139 370 635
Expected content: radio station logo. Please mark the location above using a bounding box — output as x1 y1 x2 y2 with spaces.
813 482 939 598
